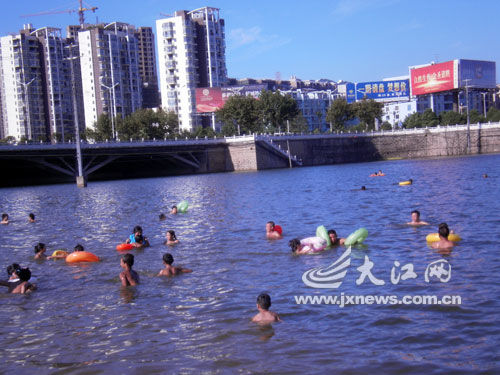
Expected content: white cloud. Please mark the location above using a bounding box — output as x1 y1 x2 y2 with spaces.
332 0 400 17
228 26 291 52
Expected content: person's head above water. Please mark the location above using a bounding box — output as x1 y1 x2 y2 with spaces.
171 206 178 213
74 244 84 252
34 243 46 254
7 263 21 276
133 225 143 235
411 210 421 221
162 253 174 265
288 238 302 253
327 229 338 242
159 214 166 221
257 293 271 310
361 186 366 190
17 268 31 282
1 213 8 221
122 253 134 268
266 221 276 232
166 230 177 241
438 223 450 239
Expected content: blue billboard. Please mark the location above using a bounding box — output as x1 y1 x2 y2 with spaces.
459 60 496 89
346 82 356 103
355 79 410 101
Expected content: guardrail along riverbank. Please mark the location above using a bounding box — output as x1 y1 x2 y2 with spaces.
0 122 499 187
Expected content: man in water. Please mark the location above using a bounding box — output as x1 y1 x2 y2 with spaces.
252 293 281 324
431 223 455 249
407 210 429 226
120 253 139 286
158 253 192 276
327 229 346 246
266 221 282 240
170 206 178 215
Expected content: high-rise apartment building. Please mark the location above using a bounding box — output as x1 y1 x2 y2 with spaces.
156 7 227 131
79 22 142 131
136 27 159 108
0 25 46 140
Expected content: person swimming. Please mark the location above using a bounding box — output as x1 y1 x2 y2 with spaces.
327 229 346 246
171 206 178 215
34 243 47 259
159 213 167 221
1 213 9 224
28 213 35 223
165 230 179 245
431 223 455 250
251 293 281 324
266 221 282 240
125 226 150 247
407 210 429 226
10 268 35 294
158 253 192 276
120 253 139 286
289 237 327 254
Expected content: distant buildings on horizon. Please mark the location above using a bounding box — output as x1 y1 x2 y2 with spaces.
0 6 499 140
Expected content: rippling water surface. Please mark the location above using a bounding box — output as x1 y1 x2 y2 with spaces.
1 154 499 374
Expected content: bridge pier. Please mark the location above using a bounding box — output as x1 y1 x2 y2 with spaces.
76 175 87 188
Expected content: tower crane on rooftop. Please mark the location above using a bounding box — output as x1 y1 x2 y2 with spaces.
21 0 98 28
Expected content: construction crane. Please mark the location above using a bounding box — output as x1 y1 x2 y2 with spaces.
21 0 98 28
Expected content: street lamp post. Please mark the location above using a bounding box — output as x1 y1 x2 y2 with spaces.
101 82 119 140
481 92 487 117
65 44 86 187
463 79 471 153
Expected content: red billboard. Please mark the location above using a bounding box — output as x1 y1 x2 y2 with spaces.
196 87 223 113
410 60 457 96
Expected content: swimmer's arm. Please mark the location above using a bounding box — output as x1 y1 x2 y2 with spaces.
339 238 346 245
125 238 131 244
119 272 129 286
178 267 192 273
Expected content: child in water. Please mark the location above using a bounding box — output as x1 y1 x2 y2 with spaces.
251 293 281 323
28 213 35 223
165 230 179 245
125 226 150 247
34 243 47 259
158 253 192 276
10 268 35 294
1 213 9 224
170 206 178 214
120 253 139 286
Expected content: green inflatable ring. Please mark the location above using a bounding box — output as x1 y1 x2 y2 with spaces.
344 228 368 246
316 225 332 247
177 200 189 213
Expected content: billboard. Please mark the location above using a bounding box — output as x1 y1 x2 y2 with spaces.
355 79 409 101
196 85 266 113
346 82 356 103
410 60 458 96
459 59 496 89
195 87 223 113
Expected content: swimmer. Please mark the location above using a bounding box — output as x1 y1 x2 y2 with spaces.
251 293 281 324
120 253 139 286
407 210 429 226
431 223 455 250
482 174 488 178
1 213 9 224
377 170 384 176
34 243 47 259
327 229 346 246
125 226 150 247
165 230 179 245
289 237 327 254
159 213 167 221
50 244 83 259
171 206 178 215
158 253 192 276
0 263 21 289
28 213 35 223
10 268 35 294
361 186 366 190
266 221 282 240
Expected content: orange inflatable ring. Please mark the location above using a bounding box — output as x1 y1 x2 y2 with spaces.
274 225 283 235
66 251 100 263
116 243 134 251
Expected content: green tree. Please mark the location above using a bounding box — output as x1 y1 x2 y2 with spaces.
380 121 392 130
257 90 299 132
193 126 216 138
288 112 309 133
215 95 260 135
326 98 353 131
403 112 423 128
486 107 500 122
440 111 465 125
421 109 439 127
87 114 113 141
468 109 485 124
352 99 383 131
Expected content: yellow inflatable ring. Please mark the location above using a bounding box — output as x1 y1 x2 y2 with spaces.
399 180 412 186
66 251 100 263
52 250 68 257
426 233 461 242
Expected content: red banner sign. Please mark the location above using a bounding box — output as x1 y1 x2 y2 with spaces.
195 88 223 113
410 61 456 95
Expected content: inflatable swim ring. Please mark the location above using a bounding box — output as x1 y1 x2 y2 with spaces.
51 250 68 257
177 200 189 213
316 225 332 247
300 237 327 253
66 251 100 263
344 228 368 246
426 233 461 242
116 243 134 251
399 180 412 186
274 225 283 235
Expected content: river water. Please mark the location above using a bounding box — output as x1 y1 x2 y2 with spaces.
0 154 499 374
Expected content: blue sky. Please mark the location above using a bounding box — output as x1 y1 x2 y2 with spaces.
2 0 499 83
